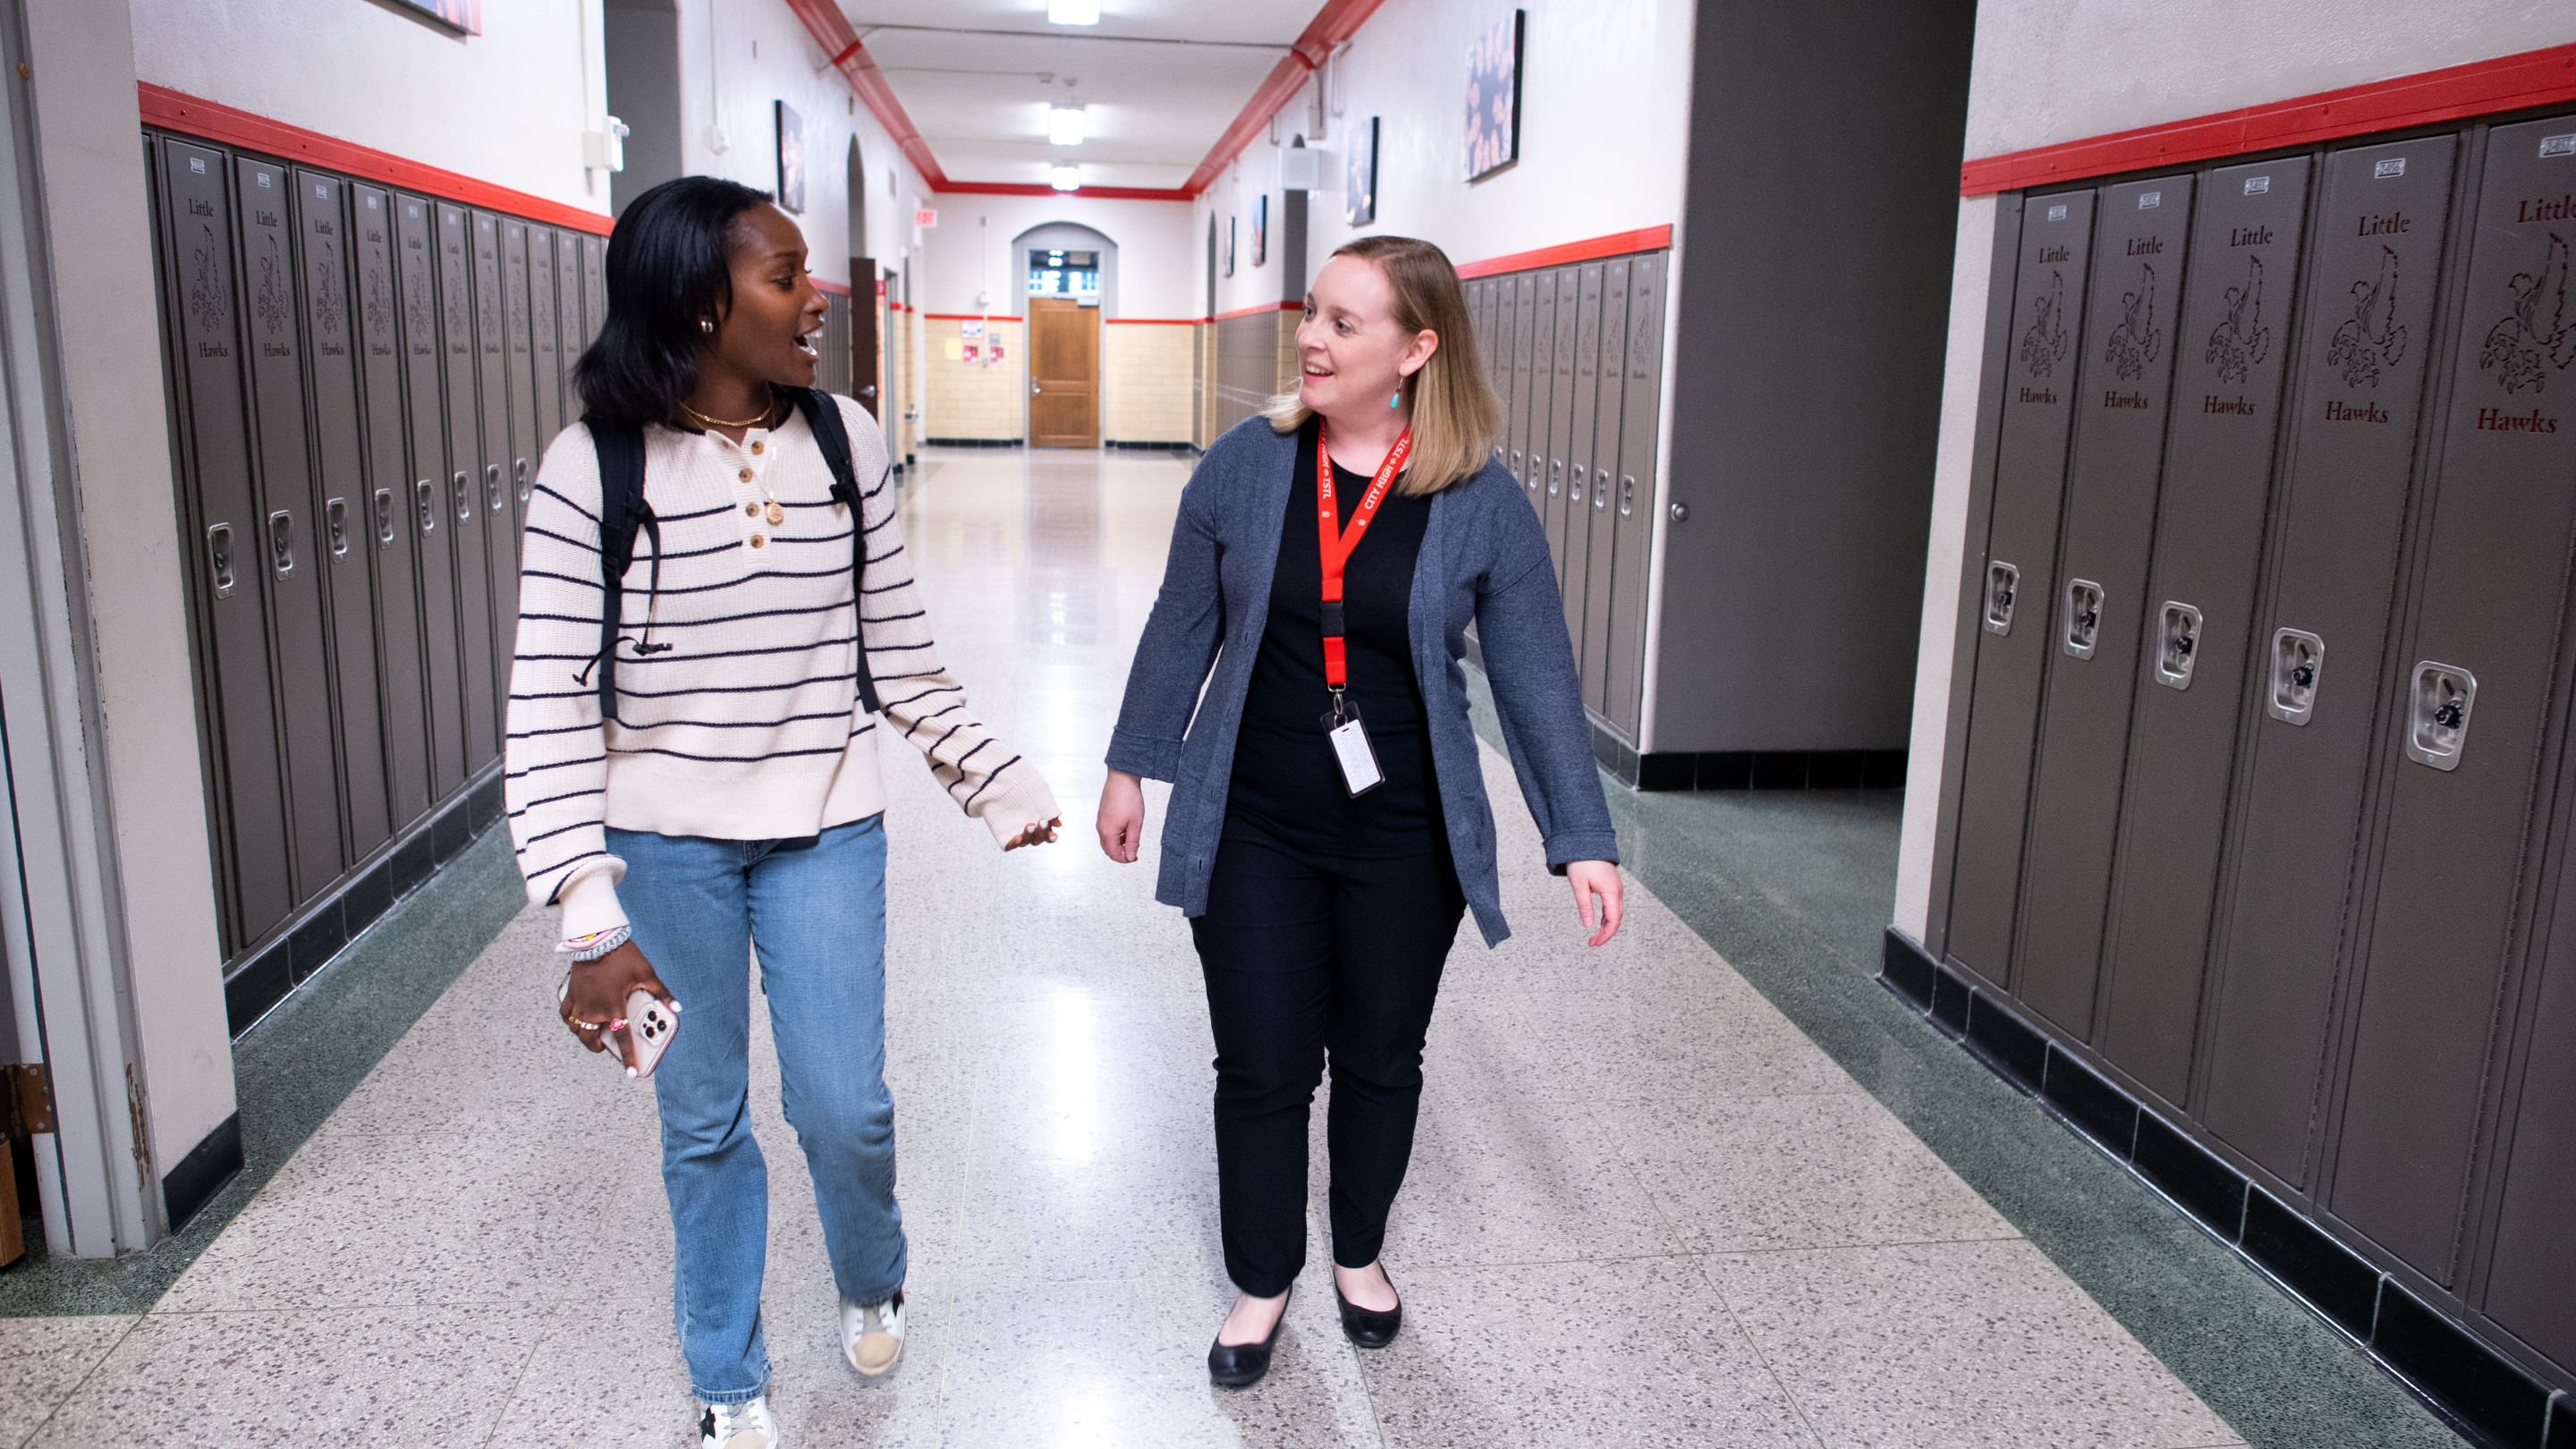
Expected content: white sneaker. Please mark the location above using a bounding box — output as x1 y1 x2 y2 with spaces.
698 1395 778 1449
841 1291 906 1377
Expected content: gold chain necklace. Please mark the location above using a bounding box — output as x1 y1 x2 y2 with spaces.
678 394 781 430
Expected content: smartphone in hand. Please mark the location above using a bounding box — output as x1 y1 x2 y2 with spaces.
608 989 679 1079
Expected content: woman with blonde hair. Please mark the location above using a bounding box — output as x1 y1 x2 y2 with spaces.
1097 233 1623 1387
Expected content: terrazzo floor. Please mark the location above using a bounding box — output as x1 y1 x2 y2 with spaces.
0 443 2404 1446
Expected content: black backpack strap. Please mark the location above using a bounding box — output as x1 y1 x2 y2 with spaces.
793 388 885 716
579 419 664 723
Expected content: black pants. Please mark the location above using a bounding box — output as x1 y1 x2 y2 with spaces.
1190 826 1468 1297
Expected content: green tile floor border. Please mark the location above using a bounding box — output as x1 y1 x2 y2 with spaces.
0 826 525 1316
1457 671 2462 1449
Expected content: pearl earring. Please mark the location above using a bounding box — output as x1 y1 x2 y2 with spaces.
700 318 716 335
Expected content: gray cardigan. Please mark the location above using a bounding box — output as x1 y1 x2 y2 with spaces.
1106 415 1620 947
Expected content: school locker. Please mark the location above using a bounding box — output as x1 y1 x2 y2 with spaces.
233 156 344 902
292 170 393 866
1942 189 2098 985
2329 115 2576 1275
156 139 294 948
436 203 498 770
1602 253 1666 740
502 220 538 534
1474 279 1499 464
558 229 587 416
1561 262 1606 652
1514 273 1540 510
349 184 433 829
470 211 519 739
1580 258 1633 715
2096 157 2313 1101
1544 267 1580 580
2012 175 2196 1038
2198 135 2459 1182
582 233 606 350
525 225 563 466
394 194 465 797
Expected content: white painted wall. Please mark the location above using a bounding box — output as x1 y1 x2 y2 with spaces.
1203 0 1696 313
131 0 610 215
1964 0 2576 160
916 194 1196 319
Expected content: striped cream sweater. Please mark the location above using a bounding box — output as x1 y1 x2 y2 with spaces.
504 394 1059 938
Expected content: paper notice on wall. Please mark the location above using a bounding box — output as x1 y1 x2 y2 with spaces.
961 319 985 338
943 337 964 361
986 342 1006 366
962 343 982 364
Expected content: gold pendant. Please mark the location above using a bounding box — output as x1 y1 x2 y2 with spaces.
765 502 784 526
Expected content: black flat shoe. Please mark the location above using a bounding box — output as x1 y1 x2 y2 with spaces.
1335 1267 1402 1349
1207 1284 1292 1389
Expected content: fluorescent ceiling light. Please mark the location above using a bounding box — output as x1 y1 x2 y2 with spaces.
1046 0 1099 23
1051 164 1080 191
1048 106 1086 146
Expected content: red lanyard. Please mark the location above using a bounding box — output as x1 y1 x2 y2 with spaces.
1316 423 1411 691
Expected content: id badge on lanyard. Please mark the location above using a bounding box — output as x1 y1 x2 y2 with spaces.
1316 424 1411 798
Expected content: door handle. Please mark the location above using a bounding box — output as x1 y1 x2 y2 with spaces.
486 463 504 513
1030 383 1042 395
415 479 437 535
453 470 472 521
326 497 351 558
375 487 397 546
208 522 236 597
2266 627 2324 724
2403 661 2477 770
861 385 877 397
267 510 295 578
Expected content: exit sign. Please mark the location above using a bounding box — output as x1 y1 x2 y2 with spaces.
914 208 937 227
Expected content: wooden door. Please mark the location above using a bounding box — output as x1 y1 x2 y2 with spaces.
1029 297 1098 447
849 256 880 418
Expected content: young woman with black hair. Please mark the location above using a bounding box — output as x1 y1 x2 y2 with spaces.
505 176 1060 1449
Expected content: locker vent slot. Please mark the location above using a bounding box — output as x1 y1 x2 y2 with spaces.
2403 661 2476 771
2267 627 2324 725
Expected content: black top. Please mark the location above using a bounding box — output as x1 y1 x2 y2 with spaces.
1224 418 1442 858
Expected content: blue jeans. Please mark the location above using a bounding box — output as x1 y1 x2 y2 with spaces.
609 817 906 1403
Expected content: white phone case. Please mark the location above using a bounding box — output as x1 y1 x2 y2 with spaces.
618 989 679 1078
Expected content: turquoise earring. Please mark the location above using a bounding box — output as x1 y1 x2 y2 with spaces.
1389 387 1402 409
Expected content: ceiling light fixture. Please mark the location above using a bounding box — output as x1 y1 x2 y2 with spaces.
1046 0 1100 24
1048 106 1086 147
1051 164 1080 191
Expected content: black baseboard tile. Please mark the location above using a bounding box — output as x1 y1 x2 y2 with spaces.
389 828 436 897
431 802 472 862
1636 752 1697 791
1963 992 2047 1092
1929 967 1971 1035
2041 1048 2140 1158
2131 1113 2250 1240
339 859 394 940
1624 748 1909 792
1879 926 1937 1009
922 436 1024 448
1104 438 1194 451
2548 1392 2570 1447
160 1112 241 1233
2242 1189 2382 1340
2375 1284 2552 1449
285 900 348 983
467 775 503 831
222 938 292 1038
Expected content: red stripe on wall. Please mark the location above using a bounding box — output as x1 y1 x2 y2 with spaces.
137 83 615 236
1212 301 1301 323
1960 42 2576 195
1183 0 1389 197
814 278 852 297
783 0 950 190
924 312 1024 322
1104 318 1201 325
1453 226 1675 278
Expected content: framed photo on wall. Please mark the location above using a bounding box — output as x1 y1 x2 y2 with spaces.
1347 116 1380 226
1252 194 1268 267
1465 9 1524 182
775 101 807 213
391 0 480 32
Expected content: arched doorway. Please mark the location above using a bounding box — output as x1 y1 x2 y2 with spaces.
1015 222 1116 448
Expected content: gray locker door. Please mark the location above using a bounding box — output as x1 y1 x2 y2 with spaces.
2097 157 2314 1100
1604 252 1667 739
234 157 344 902
1581 258 1633 716
581 233 606 348
2013 175 2197 1038
526 225 563 463
471 210 518 750
1513 273 1539 511
395 194 464 797
294 170 392 864
1531 273 1561 539
558 229 586 413
1561 262 1606 657
2329 115 2576 1275
1477 277 1501 462
157 140 293 949
2199 135 2458 1181
1545 267 1581 580
351 185 432 829
1492 275 1518 482
438 203 498 772
1942 189 2099 986
503 220 538 537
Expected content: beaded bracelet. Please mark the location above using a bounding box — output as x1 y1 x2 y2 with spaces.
558 924 631 962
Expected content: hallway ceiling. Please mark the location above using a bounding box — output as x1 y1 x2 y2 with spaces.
835 1 1326 192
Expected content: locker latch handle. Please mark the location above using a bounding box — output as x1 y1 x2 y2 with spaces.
1547 459 1563 496
1568 467 1584 504
2063 580 2103 659
515 457 530 504
2403 661 2477 771
1619 475 1636 518
1594 469 1611 510
2266 627 2324 725
486 463 504 513
2154 602 2202 691
375 487 397 546
453 470 472 521
326 497 350 559
1983 561 2019 636
267 510 295 578
208 522 236 598
415 479 437 536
